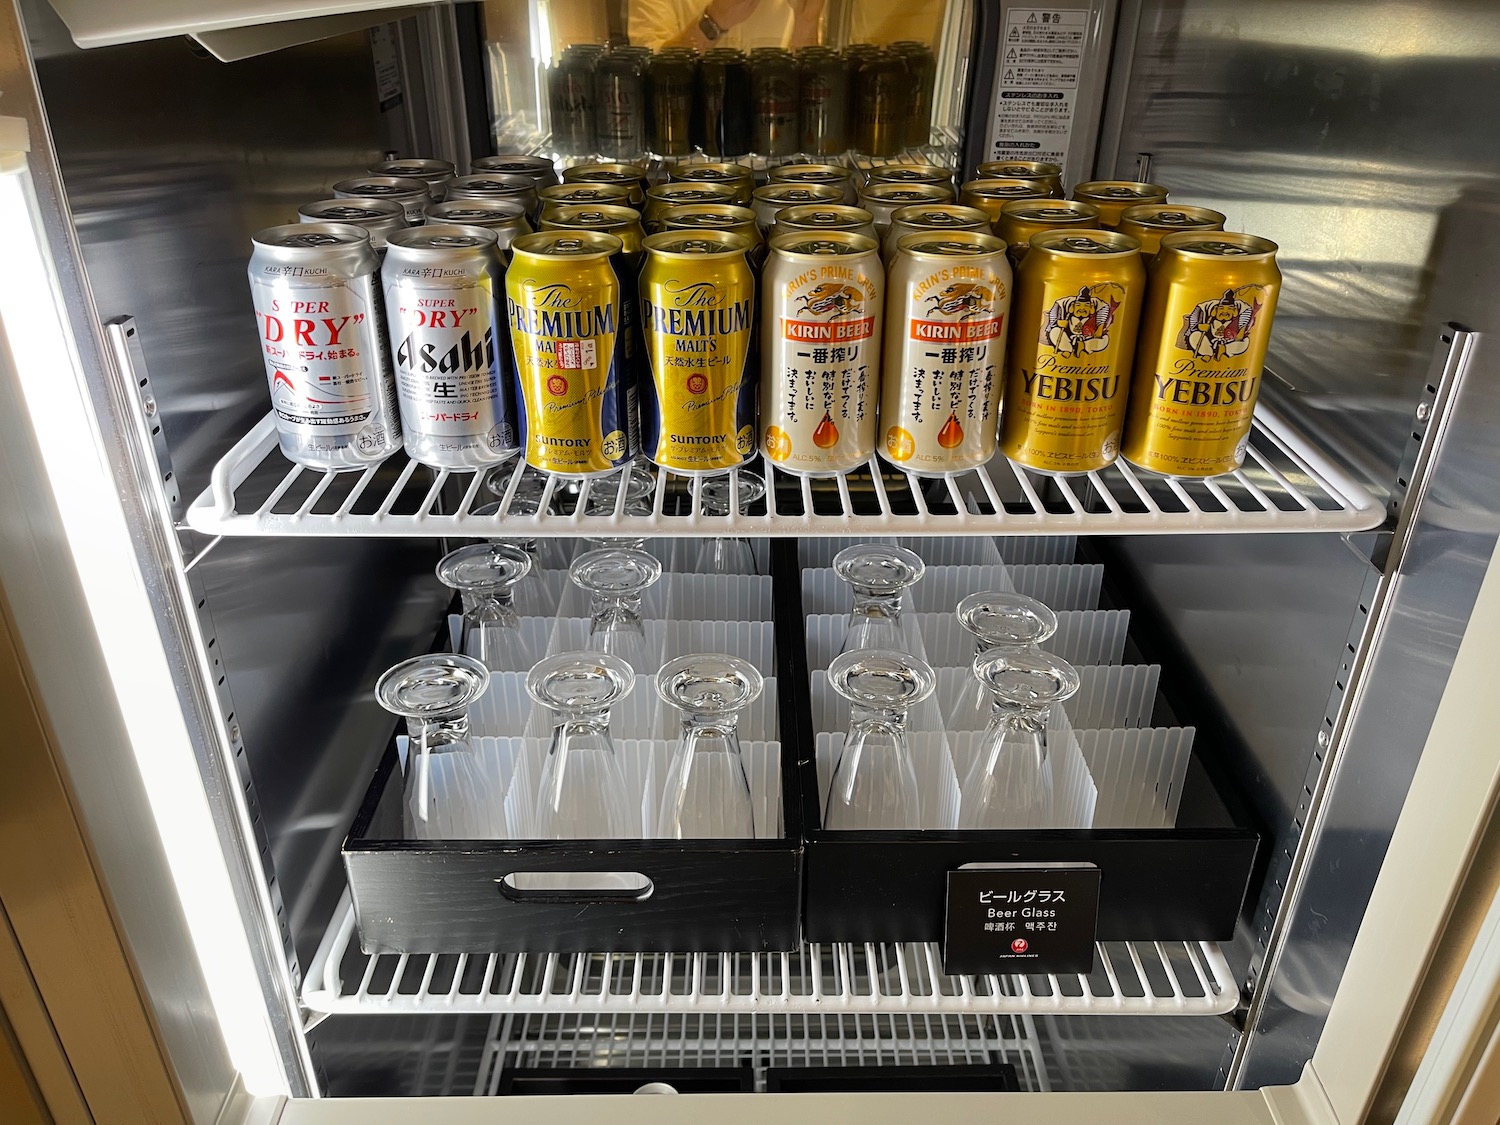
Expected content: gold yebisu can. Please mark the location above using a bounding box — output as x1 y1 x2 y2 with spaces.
768 163 857 204
881 230 1013 475
1122 232 1281 477
776 204 879 242
857 181 955 233
1071 180 1170 228
562 163 649 207
642 181 740 232
539 182 635 218
760 231 884 476
662 204 764 256
505 231 633 478
638 230 757 474
881 203 991 263
976 160 1064 196
995 199 1102 263
960 178 1055 222
752 183 846 232
1117 203 1226 260
540 204 646 258
668 162 756 205
1001 229 1146 475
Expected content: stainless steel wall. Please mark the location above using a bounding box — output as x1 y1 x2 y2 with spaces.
1100 0 1500 1088
20 0 450 970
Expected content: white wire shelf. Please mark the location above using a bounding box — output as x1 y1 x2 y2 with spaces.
189 402 1382 538
302 896 1239 1023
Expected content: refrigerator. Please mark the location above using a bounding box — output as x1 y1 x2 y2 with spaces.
2 1 1499 1123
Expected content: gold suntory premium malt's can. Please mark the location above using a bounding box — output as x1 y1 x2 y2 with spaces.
768 162 857 204
540 204 646 257
1117 204 1226 260
881 230 1012 475
642 181 740 232
668 162 756 205
994 199 1101 263
662 204 764 257
638 230 757 474
882 203 990 264
976 160 1064 196
760 231 883 475
857 181 955 233
505 231 634 478
751 183 846 233
539 182 635 218
1071 180 1169 228
959 178 1055 223
1001 230 1146 475
562 163 649 207
1122 232 1281 477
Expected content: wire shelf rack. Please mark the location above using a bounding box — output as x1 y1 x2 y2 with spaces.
303 896 1238 1023
189 402 1382 538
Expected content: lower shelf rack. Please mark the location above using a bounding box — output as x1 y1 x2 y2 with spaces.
303 896 1239 1023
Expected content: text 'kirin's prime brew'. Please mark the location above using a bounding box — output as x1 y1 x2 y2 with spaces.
1122 232 1281 477
248 224 400 471
381 225 517 469
506 231 634 478
881 230 1012 475
1001 230 1146 475
638 230 756 475
760 231 883 476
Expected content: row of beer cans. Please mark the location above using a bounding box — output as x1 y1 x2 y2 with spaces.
249 153 1280 483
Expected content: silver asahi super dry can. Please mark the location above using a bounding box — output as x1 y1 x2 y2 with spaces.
298 198 407 250
505 231 634 478
472 154 560 188
752 183 845 233
858 182 955 234
249 224 401 470
638 230 757 474
1117 204 1226 260
881 231 1013 475
1001 230 1146 475
381 225 518 469
882 203 991 263
1071 181 1169 229
976 160 1064 196
995 199 1101 263
760 231 883 475
424 201 532 250
334 175 431 224
369 158 455 201
445 173 539 217
1122 232 1281 477
865 163 954 191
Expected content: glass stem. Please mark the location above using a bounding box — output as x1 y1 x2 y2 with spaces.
544 716 612 817
978 705 1050 775
404 714 472 824
835 705 904 806
850 591 903 632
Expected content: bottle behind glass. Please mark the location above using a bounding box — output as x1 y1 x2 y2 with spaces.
751 48 800 158
648 49 697 157
796 47 849 157
550 45 601 156
595 49 648 161
696 49 753 158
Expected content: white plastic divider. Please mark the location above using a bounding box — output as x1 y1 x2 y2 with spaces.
191 404 1384 538
797 535 1005 570
933 664 1161 733
993 535 1079 565
1006 563 1105 611
1075 728 1196 830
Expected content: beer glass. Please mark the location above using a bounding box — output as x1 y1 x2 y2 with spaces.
694 472 764 576
481 464 572 573
958 648 1080 829
436 543 537 673
570 547 663 675
527 653 638 839
949 591 1059 731
656 654 762 839
375 653 498 839
583 462 656 552
833 543 926 655
824 648 935 830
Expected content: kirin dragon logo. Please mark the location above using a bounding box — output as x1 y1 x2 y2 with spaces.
924 283 993 320
796 283 864 319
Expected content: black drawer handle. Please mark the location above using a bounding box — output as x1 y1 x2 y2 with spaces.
497 872 655 904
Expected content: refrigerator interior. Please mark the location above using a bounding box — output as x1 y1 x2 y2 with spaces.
12 0 1500 1105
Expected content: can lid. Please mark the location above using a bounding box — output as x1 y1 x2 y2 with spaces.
369 158 456 179
643 229 752 256
769 230 878 257
544 204 640 230
977 160 1064 179
428 201 527 220
890 204 990 228
472 155 554 174
769 164 850 183
754 184 843 204
1159 231 1278 257
567 163 648 182
895 230 1007 257
963 178 1051 199
860 182 952 202
1073 180 1169 202
387 224 500 250
663 204 757 230
255 222 369 249
1000 199 1099 221
298 199 405 222
450 174 535 193
511 230 623 258
541 183 633 201
333 176 429 198
650 182 740 201
866 163 952 183
673 163 753 182
1119 203 1227 230
778 204 875 228
1030 229 1141 256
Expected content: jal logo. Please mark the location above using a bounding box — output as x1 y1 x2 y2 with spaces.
1011 938 1029 954
686 373 708 395
547 375 568 396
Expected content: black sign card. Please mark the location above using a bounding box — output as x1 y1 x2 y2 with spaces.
943 863 1101 976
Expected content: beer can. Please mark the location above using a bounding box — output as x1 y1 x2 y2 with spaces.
751 50 800 158
669 162 755 206
541 203 646 257
594 50 648 161
867 163 954 190
638 230 757 475
752 183 844 232
445 173 540 216
381 225 518 469
334 175 431 224
662 204 763 258
976 160 1064 196
539 182 636 218
776 204 878 242
797 49 849 157
424 201 532 250
1117 203 1226 260
249 223 401 470
888 41 937 149
642 181 740 233
882 203 990 263
1071 180 1170 229
506 231 634 478
770 162 857 204
298 198 407 250
1121 232 1281 477
858 182 955 233
647 51 696 157
880 230 1012 475
548 50 598 156
995 199 1101 263
696 49 753 158
563 163 649 207
960 178 1054 223
471 154 560 188
852 49 904 158
760 231 883 476
369 158 455 201
1001 230 1146 475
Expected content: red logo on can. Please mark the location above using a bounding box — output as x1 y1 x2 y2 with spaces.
686 374 708 395
1011 938 1029 954
547 375 568 396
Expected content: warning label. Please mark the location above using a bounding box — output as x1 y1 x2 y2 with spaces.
991 8 1086 167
